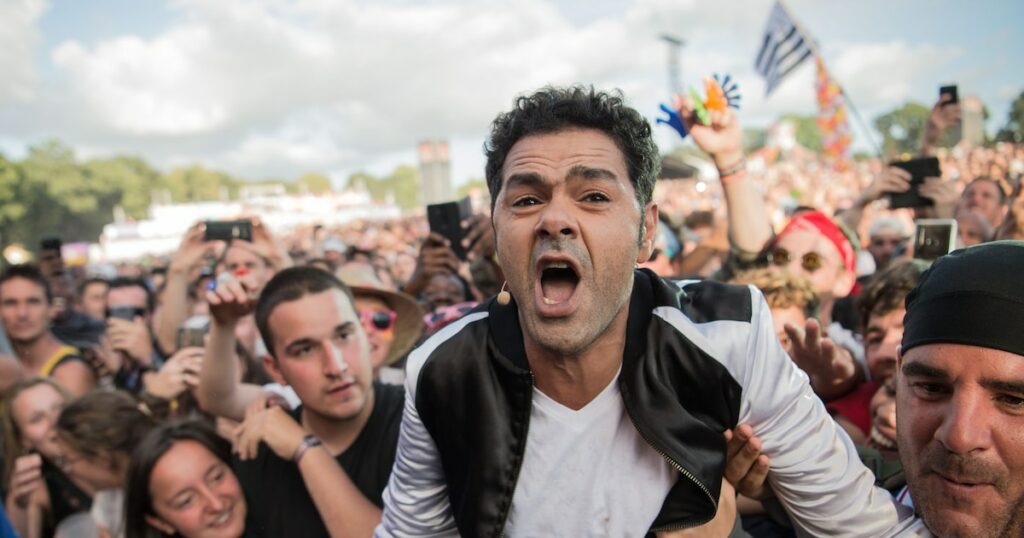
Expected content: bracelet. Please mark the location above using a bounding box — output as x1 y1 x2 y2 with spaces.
717 157 747 178
292 434 323 464
719 169 748 185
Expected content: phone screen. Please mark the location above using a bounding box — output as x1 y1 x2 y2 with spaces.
427 197 472 260
913 219 958 261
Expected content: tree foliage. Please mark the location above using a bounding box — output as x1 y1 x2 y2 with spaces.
0 141 336 252
873 102 930 157
779 114 823 153
345 165 421 211
996 90 1024 144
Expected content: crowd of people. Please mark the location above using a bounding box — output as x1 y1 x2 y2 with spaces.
0 83 1021 538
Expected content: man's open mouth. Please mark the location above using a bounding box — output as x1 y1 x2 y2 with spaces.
539 261 580 305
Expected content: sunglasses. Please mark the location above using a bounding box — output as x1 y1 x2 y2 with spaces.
768 247 825 273
359 310 397 331
105 305 147 320
870 237 907 248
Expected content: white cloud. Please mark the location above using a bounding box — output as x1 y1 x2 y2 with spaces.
0 0 47 102
0 0 986 181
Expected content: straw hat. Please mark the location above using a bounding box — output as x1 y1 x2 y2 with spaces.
335 264 424 366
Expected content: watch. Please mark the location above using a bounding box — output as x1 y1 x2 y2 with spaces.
292 434 323 464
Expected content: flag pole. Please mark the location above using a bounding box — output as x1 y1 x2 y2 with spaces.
776 0 884 158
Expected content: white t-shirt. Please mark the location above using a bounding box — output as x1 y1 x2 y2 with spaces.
503 373 677 537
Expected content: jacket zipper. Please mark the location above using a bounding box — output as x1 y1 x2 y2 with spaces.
623 401 718 532
497 370 534 538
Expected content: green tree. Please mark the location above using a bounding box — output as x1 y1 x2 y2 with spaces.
346 166 420 211
164 165 241 202
295 172 333 194
779 114 823 152
995 90 1024 144
873 102 930 157
84 156 164 219
457 178 489 200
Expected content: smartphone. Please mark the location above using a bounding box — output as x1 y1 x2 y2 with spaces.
888 157 942 209
176 315 210 349
204 220 253 242
427 197 472 260
913 219 957 262
106 305 146 321
939 84 958 105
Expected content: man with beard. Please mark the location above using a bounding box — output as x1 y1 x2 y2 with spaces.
890 241 1024 537
376 87 898 536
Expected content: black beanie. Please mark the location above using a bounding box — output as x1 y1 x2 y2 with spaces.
902 240 1024 357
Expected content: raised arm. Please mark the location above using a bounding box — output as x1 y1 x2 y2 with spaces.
154 223 214 354
197 272 268 420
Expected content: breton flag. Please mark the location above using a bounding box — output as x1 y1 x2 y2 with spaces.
755 2 814 96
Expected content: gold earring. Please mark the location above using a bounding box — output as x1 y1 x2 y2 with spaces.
497 281 511 305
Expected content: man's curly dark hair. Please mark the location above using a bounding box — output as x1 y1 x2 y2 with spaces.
856 259 930 330
484 86 660 211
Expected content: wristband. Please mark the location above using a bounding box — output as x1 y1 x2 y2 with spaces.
720 169 748 185
292 434 322 464
717 157 747 179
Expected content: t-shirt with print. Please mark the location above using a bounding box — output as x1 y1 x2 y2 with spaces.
233 381 404 537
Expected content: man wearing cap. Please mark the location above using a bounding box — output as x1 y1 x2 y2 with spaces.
889 241 1024 537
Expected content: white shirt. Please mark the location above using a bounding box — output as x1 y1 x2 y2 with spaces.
377 287 900 537
504 374 676 537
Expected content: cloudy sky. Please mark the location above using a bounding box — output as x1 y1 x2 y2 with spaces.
1 0 1021 187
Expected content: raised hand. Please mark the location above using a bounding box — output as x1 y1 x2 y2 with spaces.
206 273 259 327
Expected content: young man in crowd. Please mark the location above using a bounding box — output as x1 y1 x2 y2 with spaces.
76 277 109 322
827 260 928 444
376 87 898 536
101 277 165 392
0 265 95 396
890 241 1024 537
205 266 403 537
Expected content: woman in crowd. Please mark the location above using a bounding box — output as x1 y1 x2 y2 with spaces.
124 420 246 538
56 390 158 538
2 378 93 538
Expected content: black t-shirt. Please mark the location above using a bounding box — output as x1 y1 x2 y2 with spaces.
233 381 404 537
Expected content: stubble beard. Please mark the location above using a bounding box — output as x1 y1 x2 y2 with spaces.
903 445 1022 538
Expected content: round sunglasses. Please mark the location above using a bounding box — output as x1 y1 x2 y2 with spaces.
767 247 825 273
359 310 397 331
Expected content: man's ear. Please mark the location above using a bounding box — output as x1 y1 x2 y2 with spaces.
636 203 659 264
145 514 176 535
262 354 287 386
831 267 856 298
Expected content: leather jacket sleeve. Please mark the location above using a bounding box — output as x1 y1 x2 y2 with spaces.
668 285 900 536
375 325 464 537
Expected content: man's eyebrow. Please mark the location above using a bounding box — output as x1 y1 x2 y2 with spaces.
981 378 1024 395
505 172 547 190
901 361 949 380
285 337 316 352
566 165 618 182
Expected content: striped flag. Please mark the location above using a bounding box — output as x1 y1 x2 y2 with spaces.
755 2 813 96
